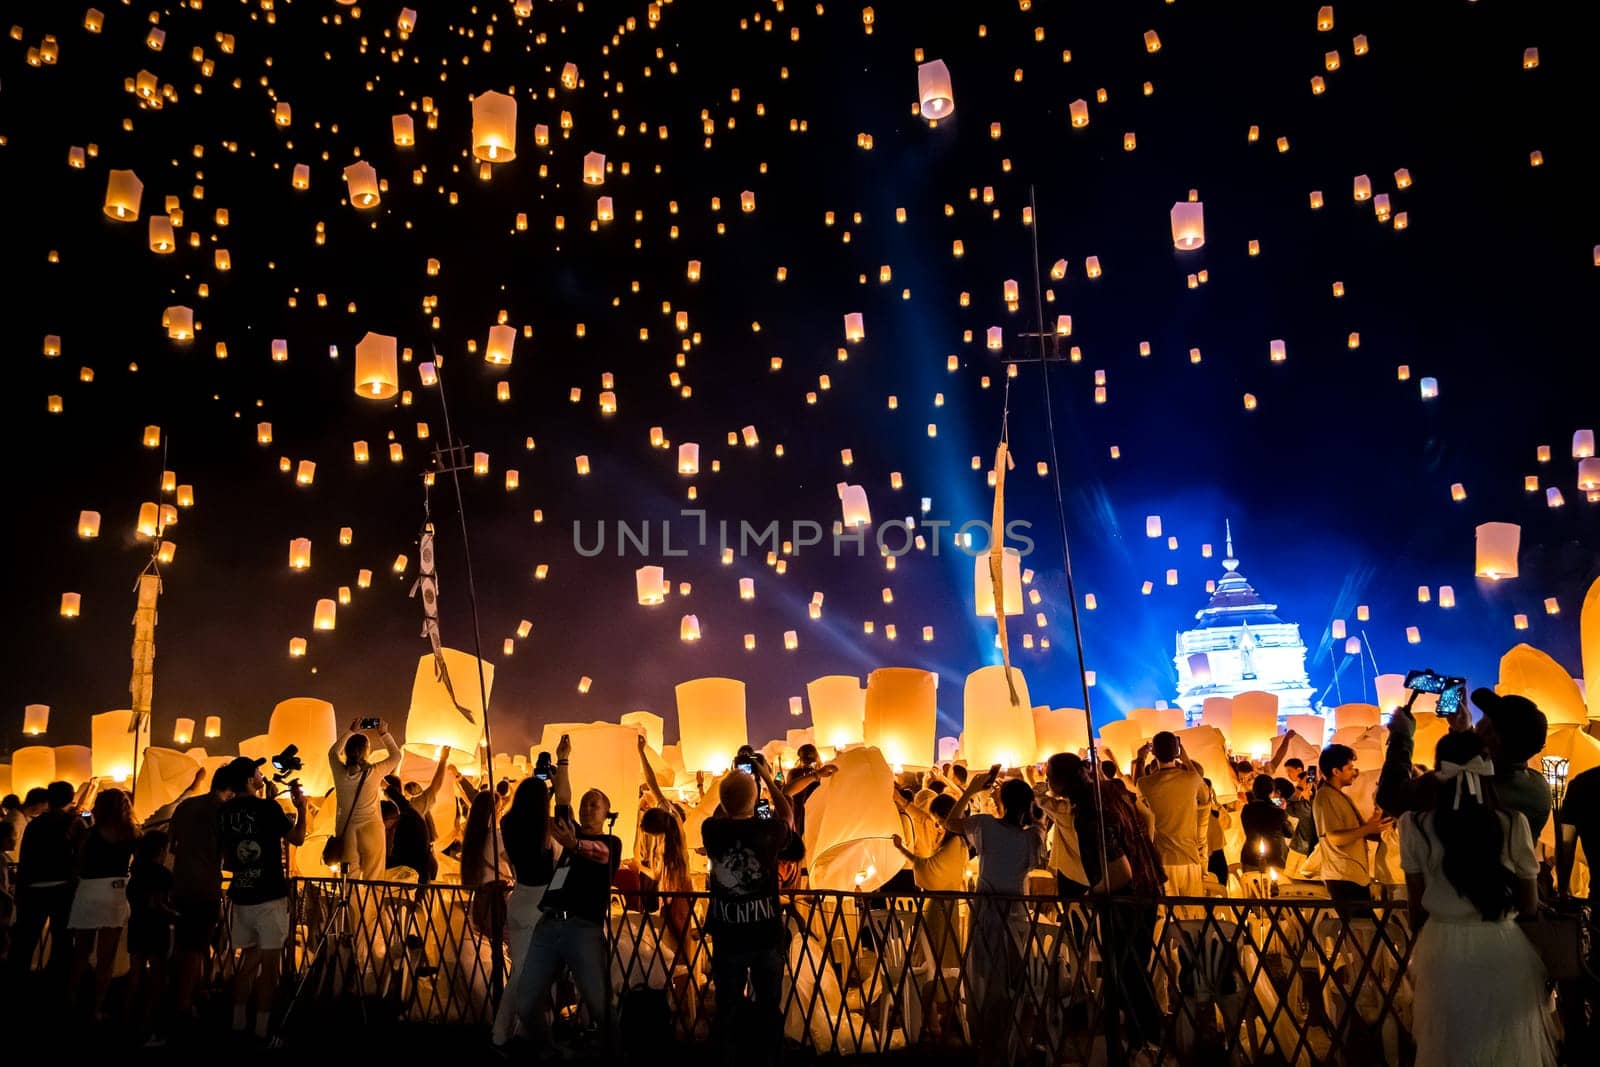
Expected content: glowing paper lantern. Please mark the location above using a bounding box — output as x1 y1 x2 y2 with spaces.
1574 430 1596 458
974 547 1023 617
354 332 399 399
1169 200 1205 250
1475 522 1520 580
917 59 954 120
558 722 644 859
582 152 605 184
52 745 91 788
675 677 748 773
838 483 871 527
843 312 865 342
289 538 311 570
1373 675 1408 713
268 697 339 796
1069 99 1089 127
133 747 202 821
1032 706 1091 762
91 709 149 782
1286 714 1328 745
173 717 195 745
802 745 906 892
1176 725 1234 801
1200 696 1233 734
621 710 665 754
485 324 516 366
1130 707 1186 736
1097 719 1146 772
806 675 866 750
1231 691 1279 758
12 746 56 795
636 565 666 605
24 704 49 734
204 715 222 739
862 667 937 767
1498 643 1587 726
314 599 337 631
680 614 701 641
404 649 491 760
472 91 517 161
962 666 1035 770
343 161 381 208
393 114 415 145
103 169 143 220
678 442 700 474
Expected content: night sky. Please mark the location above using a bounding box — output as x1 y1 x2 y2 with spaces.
5 0 1598 762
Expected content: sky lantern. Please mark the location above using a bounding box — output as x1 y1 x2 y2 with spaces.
863 667 936 767
680 614 702 642
583 151 606 184
838 482 871 527
675 677 747 772
807 674 866 751
1170 199 1205 249
917 59 954 120
485 324 515 366
343 161 380 208
274 101 292 127
974 547 1023 617
59 592 81 617
313 598 337 630
78 510 101 539
1069 99 1090 127
677 442 700 475
173 718 195 746
404 649 490 758
103 169 143 220
801 746 905 892
1098 719 1146 772
963 665 1035 770
843 312 865 342
24 704 49 734
91 709 149 782
1032 706 1090 762
1498 644 1586 726
561 62 579 89
164 307 195 340
12 747 57 794
204 715 222 739
291 164 311 189
1230 690 1278 758
636 565 667 605
393 114 415 146
1475 521 1520 580
289 537 311 570
149 216 175 252
1575 429 1596 458
472 91 518 161
354 331 398 399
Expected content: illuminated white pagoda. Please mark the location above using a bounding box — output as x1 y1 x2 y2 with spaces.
1175 523 1314 719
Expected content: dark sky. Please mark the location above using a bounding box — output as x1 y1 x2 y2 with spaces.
5 0 1598 762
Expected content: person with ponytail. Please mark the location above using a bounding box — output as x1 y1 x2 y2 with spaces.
326 719 402 879
1400 729 1552 1067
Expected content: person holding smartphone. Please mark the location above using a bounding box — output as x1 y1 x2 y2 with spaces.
327 718 402 879
701 751 793 1066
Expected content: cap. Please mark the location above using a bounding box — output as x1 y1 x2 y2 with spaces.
1470 688 1548 764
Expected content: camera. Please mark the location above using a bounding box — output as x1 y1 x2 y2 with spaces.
270 744 303 785
359 716 382 730
534 751 553 782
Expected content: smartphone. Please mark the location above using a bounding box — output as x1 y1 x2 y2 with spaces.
755 797 772 819
1435 681 1466 718
734 757 756 776
1404 668 1447 694
359 716 382 730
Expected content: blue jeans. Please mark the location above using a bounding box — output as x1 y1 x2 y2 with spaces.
515 915 611 1047
712 944 785 1065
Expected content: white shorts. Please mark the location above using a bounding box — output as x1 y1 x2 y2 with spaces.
230 898 291 951
67 876 131 931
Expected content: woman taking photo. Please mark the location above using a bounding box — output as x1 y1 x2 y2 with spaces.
1400 730 1551 1067
460 790 514 889
490 765 558 1049
66 788 138 1020
327 719 402 879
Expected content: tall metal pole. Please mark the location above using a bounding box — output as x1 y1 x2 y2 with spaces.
1024 184 1124 1063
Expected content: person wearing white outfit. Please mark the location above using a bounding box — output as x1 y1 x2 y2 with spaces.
489 735 565 1048
327 719 402 879
1400 730 1553 1067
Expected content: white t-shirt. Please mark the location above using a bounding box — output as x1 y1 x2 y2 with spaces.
965 813 1043 896
1399 808 1536 921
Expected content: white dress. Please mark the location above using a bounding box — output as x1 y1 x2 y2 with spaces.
1399 809 1553 1067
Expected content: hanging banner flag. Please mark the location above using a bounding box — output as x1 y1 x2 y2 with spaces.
989 441 1021 706
411 526 475 723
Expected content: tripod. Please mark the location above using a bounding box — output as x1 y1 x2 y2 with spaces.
272 870 369 1044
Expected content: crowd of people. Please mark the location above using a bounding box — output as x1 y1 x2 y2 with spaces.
0 692 1596 1063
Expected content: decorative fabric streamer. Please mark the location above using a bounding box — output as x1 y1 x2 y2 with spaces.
410 523 474 723
988 440 1020 706
1435 755 1494 810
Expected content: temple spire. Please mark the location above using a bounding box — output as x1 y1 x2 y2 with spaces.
1223 519 1238 573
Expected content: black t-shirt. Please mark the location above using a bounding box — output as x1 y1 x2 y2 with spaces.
541 831 621 923
388 805 436 883
218 795 293 905
502 810 556 886
702 815 792 951
169 793 224 899
18 809 86 887
1560 767 1600 898
1238 800 1290 869
80 827 136 879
